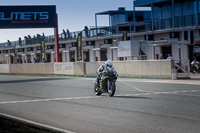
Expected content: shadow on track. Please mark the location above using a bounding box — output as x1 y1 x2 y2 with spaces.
0 78 72 84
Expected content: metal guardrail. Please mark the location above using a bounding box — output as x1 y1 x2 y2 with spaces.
174 59 190 77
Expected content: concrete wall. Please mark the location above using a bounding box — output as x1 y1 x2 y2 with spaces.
54 63 74 75
6 62 85 76
10 63 54 74
1 61 172 79
86 60 172 78
0 64 9 73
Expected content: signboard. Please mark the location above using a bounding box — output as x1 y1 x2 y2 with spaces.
86 41 95 46
170 32 180 38
104 39 112 44
37 46 41 50
122 31 127 41
18 48 24 52
59 44 66 48
10 49 14 53
27 47 33 51
71 42 77 47
77 32 82 61
47 45 54 50
41 40 45 59
118 40 139 57
14 47 17 64
3 50 8 53
0 5 56 28
144 35 154 41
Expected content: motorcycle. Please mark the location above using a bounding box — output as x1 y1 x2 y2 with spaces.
191 60 200 73
93 67 118 97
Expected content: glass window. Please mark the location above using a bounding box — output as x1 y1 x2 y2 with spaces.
100 49 107 61
154 6 161 19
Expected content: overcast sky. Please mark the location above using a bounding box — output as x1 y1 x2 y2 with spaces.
0 0 136 43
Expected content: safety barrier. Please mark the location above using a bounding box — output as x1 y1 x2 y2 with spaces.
0 60 173 79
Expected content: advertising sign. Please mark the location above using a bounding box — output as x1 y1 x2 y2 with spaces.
14 47 17 64
118 40 139 57
170 32 180 38
0 5 56 28
77 32 82 61
122 31 127 41
41 39 45 59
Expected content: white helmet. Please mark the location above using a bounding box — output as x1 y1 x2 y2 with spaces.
105 60 113 68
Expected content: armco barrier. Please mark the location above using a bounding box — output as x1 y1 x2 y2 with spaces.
86 60 172 79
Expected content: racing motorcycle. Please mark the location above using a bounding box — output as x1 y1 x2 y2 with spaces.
93 67 118 97
191 60 200 73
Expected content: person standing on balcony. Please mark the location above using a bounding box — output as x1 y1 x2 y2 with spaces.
84 26 89 37
67 29 70 39
167 54 173 60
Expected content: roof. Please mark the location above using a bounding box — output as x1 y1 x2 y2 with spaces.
95 10 132 15
117 22 148 27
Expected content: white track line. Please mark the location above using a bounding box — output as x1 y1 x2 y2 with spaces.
115 90 200 97
0 96 100 105
0 90 200 105
118 80 146 92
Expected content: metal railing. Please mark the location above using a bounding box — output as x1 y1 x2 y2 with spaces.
174 59 190 77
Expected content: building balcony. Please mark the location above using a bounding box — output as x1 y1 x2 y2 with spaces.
134 0 170 7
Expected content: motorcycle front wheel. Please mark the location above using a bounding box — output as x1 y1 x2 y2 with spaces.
108 81 116 97
94 82 102 96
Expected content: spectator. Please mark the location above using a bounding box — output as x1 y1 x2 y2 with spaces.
167 54 173 60
34 57 37 63
42 57 46 63
7 40 11 47
19 37 22 46
67 29 70 38
63 29 67 39
160 54 163 60
84 26 89 37
27 56 32 63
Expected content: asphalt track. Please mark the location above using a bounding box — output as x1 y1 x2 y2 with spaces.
0 75 200 133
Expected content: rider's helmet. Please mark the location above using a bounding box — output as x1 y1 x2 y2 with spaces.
105 60 113 68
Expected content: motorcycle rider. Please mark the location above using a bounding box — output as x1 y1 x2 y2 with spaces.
191 58 200 73
96 60 117 87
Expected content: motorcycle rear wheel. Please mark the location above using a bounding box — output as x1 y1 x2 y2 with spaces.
108 81 116 97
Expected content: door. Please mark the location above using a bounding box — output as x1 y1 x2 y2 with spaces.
162 46 171 59
46 54 51 62
70 51 75 62
100 49 107 61
84 50 90 62
60 53 63 62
